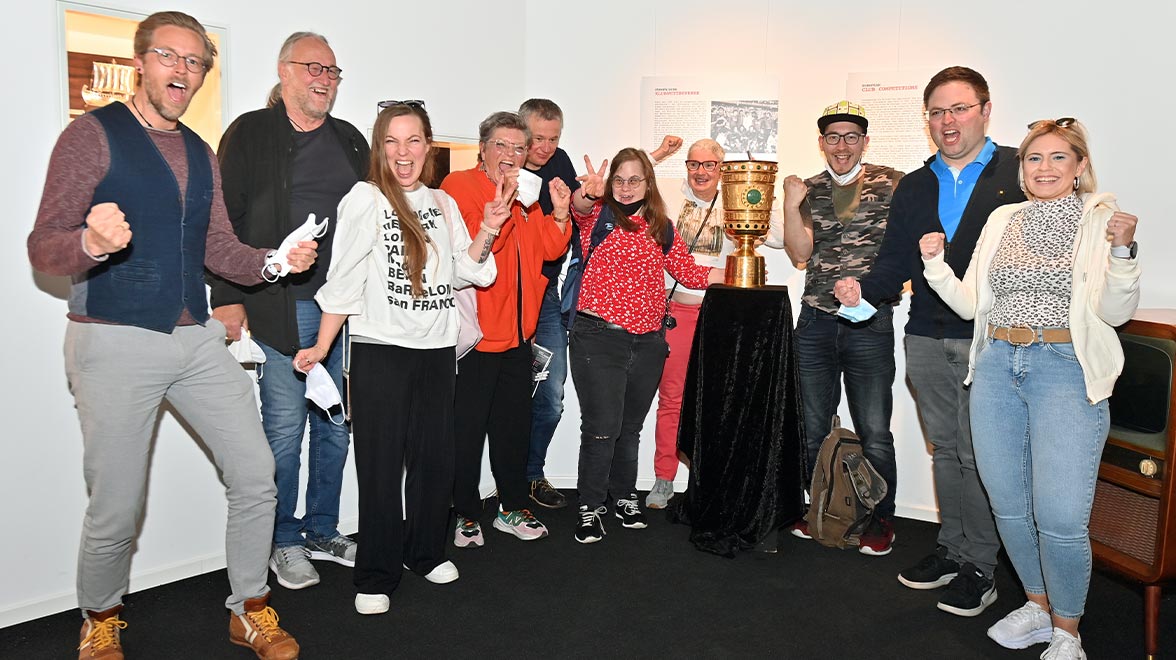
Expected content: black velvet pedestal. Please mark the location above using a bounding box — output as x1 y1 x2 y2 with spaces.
670 285 806 557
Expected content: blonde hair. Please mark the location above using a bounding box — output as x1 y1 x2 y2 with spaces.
1017 119 1097 195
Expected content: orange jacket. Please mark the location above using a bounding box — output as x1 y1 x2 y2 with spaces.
440 167 572 352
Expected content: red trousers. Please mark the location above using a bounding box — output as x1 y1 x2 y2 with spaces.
653 300 702 480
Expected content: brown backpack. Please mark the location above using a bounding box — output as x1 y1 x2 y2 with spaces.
804 416 888 549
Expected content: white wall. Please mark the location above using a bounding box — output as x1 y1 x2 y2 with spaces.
3 0 1174 627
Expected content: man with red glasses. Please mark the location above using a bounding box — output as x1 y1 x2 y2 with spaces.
211 31 369 594
28 11 308 660
835 66 1025 617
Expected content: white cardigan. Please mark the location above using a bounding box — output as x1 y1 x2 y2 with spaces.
315 182 496 349
921 192 1141 403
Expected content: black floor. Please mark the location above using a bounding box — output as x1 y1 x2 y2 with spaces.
4 493 1174 659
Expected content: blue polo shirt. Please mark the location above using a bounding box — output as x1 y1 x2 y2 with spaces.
930 137 996 240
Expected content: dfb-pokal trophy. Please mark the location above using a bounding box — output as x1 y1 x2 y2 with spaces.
719 160 778 287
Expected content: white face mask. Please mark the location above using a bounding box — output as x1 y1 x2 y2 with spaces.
226 334 267 365
826 162 863 187
516 168 543 207
304 363 346 425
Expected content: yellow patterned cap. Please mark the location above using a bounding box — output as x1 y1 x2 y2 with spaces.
818 101 868 133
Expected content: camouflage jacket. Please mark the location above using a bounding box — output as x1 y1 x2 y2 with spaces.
803 163 904 314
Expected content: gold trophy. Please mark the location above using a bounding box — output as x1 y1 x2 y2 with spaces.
720 160 778 288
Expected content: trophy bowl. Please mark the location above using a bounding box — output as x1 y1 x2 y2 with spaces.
719 160 778 288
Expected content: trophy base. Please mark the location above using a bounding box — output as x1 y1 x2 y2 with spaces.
725 253 765 288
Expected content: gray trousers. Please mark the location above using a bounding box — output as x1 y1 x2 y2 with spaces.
65 320 276 615
904 334 1000 577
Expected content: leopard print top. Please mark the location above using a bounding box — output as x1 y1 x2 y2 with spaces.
987 194 1083 328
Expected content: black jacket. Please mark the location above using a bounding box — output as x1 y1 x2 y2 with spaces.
858 145 1024 339
209 100 369 355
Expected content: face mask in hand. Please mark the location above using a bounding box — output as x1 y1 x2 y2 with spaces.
516 168 542 207
837 299 878 323
226 332 267 365
304 363 346 425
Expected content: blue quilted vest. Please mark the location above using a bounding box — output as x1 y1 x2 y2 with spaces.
72 103 213 332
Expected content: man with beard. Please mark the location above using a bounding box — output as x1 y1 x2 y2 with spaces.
211 32 369 592
779 102 903 555
28 11 310 660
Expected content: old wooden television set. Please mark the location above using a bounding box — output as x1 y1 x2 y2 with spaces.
1090 309 1176 658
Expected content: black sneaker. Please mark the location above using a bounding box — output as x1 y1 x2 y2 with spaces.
897 546 960 589
614 494 648 529
937 563 998 617
529 478 568 509
575 505 606 544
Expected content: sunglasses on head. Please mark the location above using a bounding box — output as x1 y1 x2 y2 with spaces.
1027 117 1076 130
377 99 427 112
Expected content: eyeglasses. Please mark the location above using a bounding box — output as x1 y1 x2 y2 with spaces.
377 99 426 110
286 60 342 80
611 176 646 189
148 47 207 74
925 102 981 121
685 160 720 172
487 139 527 156
822 132 864 146
1027 117 1076 130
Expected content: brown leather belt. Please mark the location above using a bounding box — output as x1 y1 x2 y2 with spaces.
987 324 1072 346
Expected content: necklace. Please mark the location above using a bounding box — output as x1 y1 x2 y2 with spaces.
288 115 306 132
130 95 154 129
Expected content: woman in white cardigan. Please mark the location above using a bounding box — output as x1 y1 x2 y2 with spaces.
919 118 1140 660
294 102 506 616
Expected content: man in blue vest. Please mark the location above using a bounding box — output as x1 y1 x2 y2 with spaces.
28 11 311 660
212 32 369 591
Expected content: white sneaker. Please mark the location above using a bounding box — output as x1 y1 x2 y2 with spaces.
987 601 1053 649
422 560 459 584
1040 628 1086 660
354 593 389 615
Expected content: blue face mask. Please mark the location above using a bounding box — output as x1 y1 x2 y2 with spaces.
837 298 878 323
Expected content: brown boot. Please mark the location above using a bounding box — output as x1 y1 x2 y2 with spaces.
78 605 127 660
228 593 299 660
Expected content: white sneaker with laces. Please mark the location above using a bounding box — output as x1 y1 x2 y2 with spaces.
987 601 1053 649
1039 628 1086 660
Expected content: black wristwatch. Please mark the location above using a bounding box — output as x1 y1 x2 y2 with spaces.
1111 241 1138 259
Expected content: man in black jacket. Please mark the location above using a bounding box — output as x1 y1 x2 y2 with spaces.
835 66 1024 617
210 31 370 591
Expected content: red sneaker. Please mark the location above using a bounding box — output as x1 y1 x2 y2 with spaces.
858 518 895 556
789 520 812 540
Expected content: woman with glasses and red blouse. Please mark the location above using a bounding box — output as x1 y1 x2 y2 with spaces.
567 147 724 544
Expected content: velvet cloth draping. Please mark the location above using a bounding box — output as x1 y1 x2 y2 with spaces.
670 285 806 557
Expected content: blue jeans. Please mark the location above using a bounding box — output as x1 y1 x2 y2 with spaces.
794 304 897 518
257 299 351 547
527 281 569 481
970 338 1109 619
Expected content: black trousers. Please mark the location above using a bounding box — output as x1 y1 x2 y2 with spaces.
453 344 534 516
351 343 454 595
570 316 668 508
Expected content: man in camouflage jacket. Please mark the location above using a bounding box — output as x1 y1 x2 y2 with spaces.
776 101 903 555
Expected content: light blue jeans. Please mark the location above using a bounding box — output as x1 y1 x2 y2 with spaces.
970 337 1109 619
257 299 351 547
